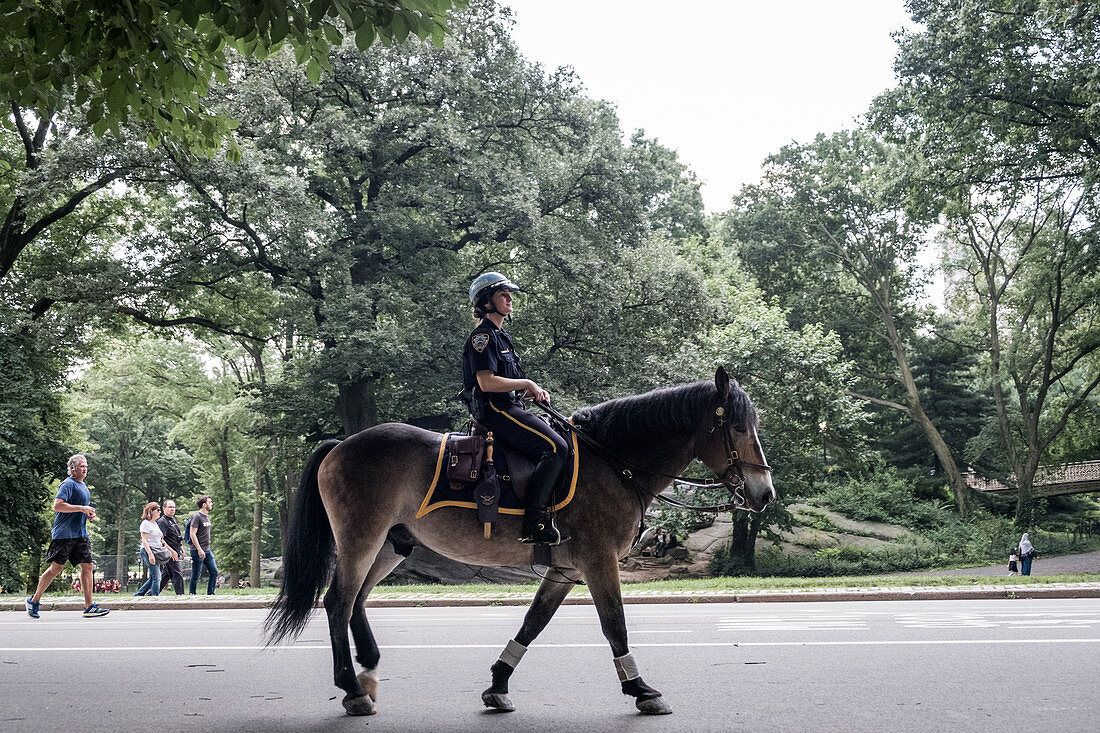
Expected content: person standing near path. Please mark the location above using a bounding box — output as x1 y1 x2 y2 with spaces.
157 499 184 595
1019 533 1037 576
25 454 110 618
188 495 218 595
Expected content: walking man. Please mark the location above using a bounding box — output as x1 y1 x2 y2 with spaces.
188 495 218 595
157 499 184 595
26 454 110 618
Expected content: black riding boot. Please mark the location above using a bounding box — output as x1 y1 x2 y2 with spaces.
519 452 565 545
520 509 561 545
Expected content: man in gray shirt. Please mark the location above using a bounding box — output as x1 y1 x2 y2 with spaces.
188 495 218 595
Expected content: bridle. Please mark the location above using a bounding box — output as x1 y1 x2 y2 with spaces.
536 400 773 515
652 403 773 514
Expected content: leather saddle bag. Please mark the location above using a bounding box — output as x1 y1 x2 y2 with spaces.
445 434 485 484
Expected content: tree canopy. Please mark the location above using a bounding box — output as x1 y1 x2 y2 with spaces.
0 0 465 154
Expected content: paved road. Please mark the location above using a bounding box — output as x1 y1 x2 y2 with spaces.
897 547 1100 577
3 600 1100 732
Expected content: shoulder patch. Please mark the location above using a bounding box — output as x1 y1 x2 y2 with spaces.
471 333 490 353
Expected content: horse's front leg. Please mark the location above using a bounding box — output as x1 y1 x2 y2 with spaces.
482 572 575 712
585 558 672 715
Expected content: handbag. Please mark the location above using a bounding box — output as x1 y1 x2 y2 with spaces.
151 545 172 563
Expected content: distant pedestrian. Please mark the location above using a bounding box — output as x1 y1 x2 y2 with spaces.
134 502 170 596
1019 533 1037 576
25 454 110 618
654 528 678 558
188 495 218 595
157 499 184 595
1007 549 1019 575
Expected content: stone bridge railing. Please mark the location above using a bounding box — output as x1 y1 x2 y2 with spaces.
966 460 1100 493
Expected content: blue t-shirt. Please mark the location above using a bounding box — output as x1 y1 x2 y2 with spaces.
52 477 90 539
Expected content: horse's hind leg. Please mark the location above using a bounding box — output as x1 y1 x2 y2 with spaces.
350 542 406 704
325 545 385 716
482 573 575 712
585 558 672 715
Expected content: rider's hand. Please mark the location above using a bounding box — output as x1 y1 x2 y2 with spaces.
527 381 551 404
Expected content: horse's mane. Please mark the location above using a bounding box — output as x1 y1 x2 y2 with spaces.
570 379 757 455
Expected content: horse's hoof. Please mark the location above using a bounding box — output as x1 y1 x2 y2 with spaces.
481 691 515 712
342 693 377 716
357 670 378 702
636 695 672 715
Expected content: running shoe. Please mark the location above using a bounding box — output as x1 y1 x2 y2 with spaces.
25 596 39 618
83 603 109 618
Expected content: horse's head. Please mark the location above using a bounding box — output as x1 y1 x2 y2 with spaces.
697 367 776 513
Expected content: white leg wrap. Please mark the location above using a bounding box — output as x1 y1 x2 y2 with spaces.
613 652 640 682
499 639 528 668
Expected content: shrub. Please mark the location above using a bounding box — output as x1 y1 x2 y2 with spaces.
821 461 953 531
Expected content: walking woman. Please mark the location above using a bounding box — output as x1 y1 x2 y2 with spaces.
462 272 567 545
134 502 171 596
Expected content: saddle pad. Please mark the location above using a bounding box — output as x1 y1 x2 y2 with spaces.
415 428 579 519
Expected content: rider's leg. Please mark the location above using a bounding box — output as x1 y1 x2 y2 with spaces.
483 404 569 544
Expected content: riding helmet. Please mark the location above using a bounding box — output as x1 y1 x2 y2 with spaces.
469 272 520 308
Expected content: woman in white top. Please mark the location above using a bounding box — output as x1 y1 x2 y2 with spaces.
134 502 174 596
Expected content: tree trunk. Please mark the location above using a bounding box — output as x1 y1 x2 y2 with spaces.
279 467 299 559
881 298 970 516
337 376 378 436
728 513 759 571
216 436 238 588
114 486 128 583
250 456 264 588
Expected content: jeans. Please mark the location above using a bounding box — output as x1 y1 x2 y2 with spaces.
135 548 162 596
189 548 218 595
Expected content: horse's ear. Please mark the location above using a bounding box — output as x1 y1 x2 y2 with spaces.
715 366 730 401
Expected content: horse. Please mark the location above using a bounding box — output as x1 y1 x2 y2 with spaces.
265 367 775 716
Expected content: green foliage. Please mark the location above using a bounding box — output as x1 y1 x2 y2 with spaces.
0 0 465 155
821 460 953 531
0 317 71 589
874 0 1100 187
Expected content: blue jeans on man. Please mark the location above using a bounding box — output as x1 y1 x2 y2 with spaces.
189 548 218 595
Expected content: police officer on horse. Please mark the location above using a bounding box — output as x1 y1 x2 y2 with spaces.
462 272 567 545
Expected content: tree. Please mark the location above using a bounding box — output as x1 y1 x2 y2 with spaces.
0 0 465 154
76 341 204 580
726 130 973 515
0 320 69 590
875 0 1100 189
646 267 865 570
941 181 1100 522
876 0 1100 523
124 0 712 440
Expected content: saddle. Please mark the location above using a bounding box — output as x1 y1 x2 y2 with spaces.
417 416 578 539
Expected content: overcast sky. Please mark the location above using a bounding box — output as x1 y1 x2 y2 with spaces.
503 1 915 212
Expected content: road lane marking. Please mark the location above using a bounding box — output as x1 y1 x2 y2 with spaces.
6 638 1100 652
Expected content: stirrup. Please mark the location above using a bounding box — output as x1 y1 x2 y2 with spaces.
519 512 563 546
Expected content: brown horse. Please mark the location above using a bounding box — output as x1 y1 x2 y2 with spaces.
265 367 775 716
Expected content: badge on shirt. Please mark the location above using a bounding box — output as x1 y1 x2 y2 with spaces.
471 333 489 353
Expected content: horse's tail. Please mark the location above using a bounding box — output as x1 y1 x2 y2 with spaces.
265 439 341 645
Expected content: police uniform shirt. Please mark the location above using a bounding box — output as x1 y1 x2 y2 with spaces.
463 320 525 409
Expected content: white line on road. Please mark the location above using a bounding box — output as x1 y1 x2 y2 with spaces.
6 638 1100 653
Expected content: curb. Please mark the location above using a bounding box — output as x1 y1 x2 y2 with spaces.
6 582 1100 612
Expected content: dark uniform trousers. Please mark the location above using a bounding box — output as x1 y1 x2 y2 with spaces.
482 401 568 509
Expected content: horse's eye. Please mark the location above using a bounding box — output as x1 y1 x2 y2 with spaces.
733 423 747 434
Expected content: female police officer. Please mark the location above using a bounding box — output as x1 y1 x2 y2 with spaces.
462 272 567 545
